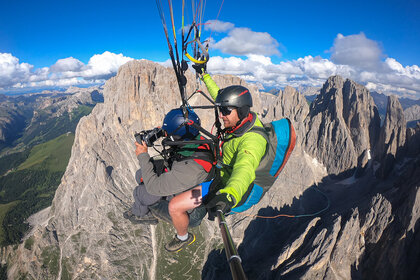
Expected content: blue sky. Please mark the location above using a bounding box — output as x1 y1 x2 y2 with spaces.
1 0 419 98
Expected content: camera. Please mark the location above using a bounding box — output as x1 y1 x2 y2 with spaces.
134 127 164 147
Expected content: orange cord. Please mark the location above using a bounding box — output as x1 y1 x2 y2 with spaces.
230 212 296 219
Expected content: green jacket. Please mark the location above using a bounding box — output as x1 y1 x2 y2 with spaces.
202 74 267 207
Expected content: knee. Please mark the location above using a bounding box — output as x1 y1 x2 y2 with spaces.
168 199 181 216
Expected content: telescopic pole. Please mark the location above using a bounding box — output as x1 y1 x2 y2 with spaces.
216 210 247 280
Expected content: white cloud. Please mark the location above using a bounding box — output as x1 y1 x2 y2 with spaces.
330 33 383 70
1 32 420 99
157 59 173 68
204 20 234 32
212 27 280 56
50 57 84 72
207 53 420 98
0 51 134 91
296 56 339 79
204 32 420 98
208 55 350 87
81 51 133 79
384 58 420 79
0 53 33 88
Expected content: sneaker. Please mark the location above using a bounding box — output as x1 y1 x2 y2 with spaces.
123 210 159 225
165 233 196 252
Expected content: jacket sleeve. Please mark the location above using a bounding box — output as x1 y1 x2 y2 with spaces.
202 74 220 101
219 132 267 207
137 153 209 196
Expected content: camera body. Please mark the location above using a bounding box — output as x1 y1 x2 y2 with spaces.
134 127 164 147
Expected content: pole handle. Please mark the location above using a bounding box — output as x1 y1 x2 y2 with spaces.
216 211 247 280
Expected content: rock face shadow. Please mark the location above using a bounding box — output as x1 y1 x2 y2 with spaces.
106 166 114 177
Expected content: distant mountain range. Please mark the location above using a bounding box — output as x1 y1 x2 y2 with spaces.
0 87 103 256
0 87 103 153
370 90 420 115
284 87 420 126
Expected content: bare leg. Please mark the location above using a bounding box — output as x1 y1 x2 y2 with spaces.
168 186 202 236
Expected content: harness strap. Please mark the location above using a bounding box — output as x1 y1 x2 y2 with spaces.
173 138 217 182
194 159 213 172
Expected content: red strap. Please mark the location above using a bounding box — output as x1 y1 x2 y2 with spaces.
195 135 214 171
194 159 213 172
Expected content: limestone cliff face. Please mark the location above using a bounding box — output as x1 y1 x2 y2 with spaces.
6 62 420 280
375 95 406 178
0 111 26 144
262 86 310 145
406 123 420 156
404 104 420 123
304 76 380 176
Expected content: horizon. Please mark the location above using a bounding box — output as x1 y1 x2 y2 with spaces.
4 73 420 104
1 0 419 99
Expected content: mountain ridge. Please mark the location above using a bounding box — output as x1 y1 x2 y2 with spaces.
4 60 419 279
0 86 103 154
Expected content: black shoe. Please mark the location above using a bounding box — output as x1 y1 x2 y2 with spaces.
164 233 196 252
123 210 159 225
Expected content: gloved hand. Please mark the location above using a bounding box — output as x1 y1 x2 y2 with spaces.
192 62 207 75
204 191 235 221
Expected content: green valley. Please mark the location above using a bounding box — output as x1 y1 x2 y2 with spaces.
0 90 101 247
0 132 75 245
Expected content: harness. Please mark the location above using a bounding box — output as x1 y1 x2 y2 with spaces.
205 117 297 213
161 135 217 186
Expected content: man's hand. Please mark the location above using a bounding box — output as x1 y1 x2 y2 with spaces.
204 192 235 220
135 141 148 156
192 63 207 75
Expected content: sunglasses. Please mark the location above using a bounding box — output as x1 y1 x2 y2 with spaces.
219 106 235 116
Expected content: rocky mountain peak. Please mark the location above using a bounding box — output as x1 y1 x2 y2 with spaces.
406 122 420 156
375 95 406 178
304 75 380 176
309 75 345 117
262 85 309 145
404 104 420 127
342 79 381 153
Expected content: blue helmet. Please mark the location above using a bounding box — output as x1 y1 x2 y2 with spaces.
162 108 200 139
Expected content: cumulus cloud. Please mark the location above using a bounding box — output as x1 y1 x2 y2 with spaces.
208 55 346 87
50 57 84 72
206 53 420 98
1 32 420 99
212 27 280 56
81 51 133 79
204 20 234 32
0 53 33 88
384 58 420 79
204 32 419 98
330 33 383 70
0 51 134 91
